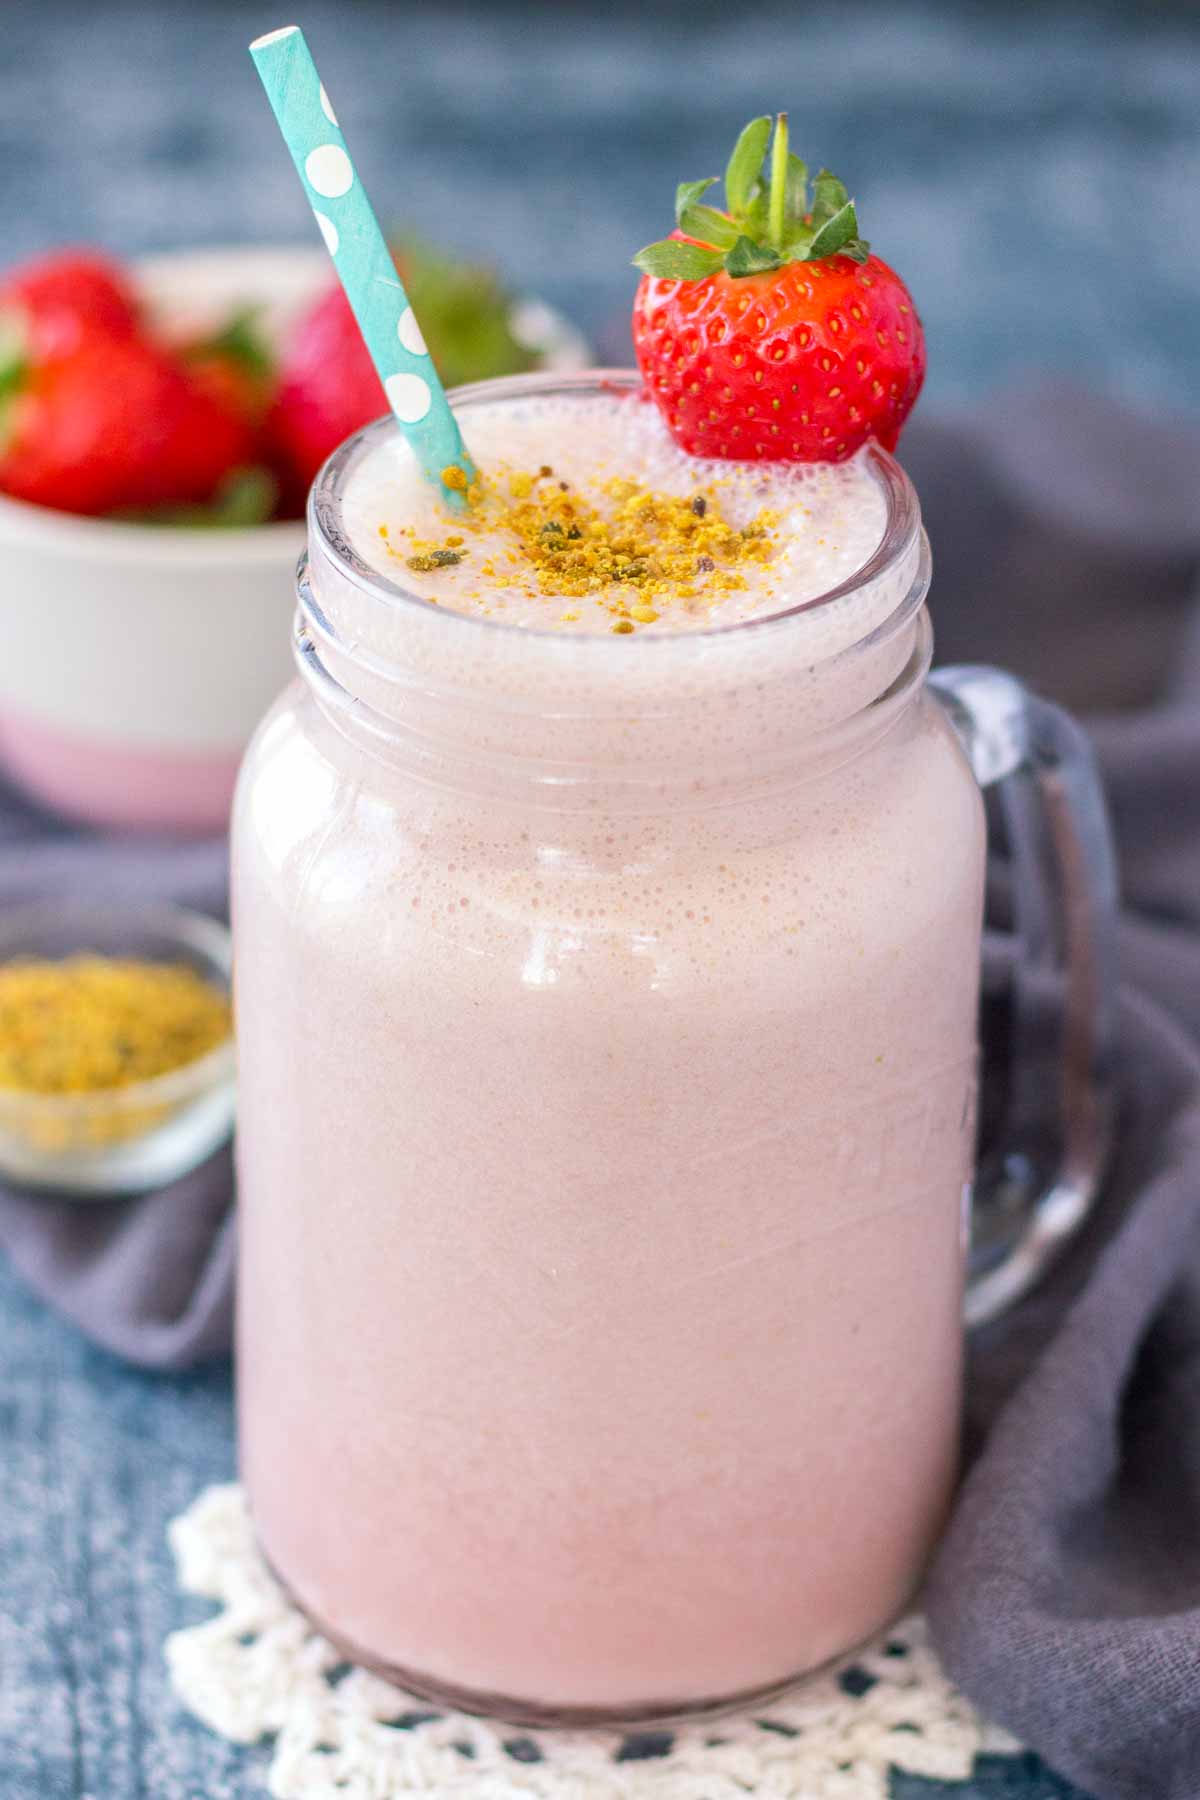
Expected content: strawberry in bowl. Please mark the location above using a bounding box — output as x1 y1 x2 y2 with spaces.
0 242 589 832
0 250 272 521
0 247 322 833
633 114 924 462
0 250 141 355
0 319 261 521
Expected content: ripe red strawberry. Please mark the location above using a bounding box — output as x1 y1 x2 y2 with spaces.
0 250 140 357
0 332 257 517
0 336 181 515
144 361 260 512
632 115 924 462
266 279 376 501
174 310 278 512
178 308 275 434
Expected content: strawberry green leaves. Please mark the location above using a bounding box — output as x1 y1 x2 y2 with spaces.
634 115 872 282
630 175 742 276
808 169 870 264
772 166 868 264
724 116 772 215
184 307 274 382
0 315 30 454
673 178 739 248
675 178 717 219
783 153 809 226
809 202 860 260
0 316 27 406
811 169 850 220
724 237 783 278
677 202 740 249
116 464 279 529
632 240 725 280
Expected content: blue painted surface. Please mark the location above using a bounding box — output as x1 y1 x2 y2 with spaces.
0 1258 259 1798
0 2 1168 1790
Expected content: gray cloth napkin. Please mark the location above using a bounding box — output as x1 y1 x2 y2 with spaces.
905 390 1200 1800
1 384 1199 1798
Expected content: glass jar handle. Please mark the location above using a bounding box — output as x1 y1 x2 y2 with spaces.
929 666 1120 1326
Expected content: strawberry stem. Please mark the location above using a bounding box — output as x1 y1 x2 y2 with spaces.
633 116 874 281
769 113 788 251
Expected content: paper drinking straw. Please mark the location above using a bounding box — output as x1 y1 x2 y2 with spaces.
249 24 476 507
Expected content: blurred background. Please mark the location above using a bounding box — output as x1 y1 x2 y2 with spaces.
6 0 1199 414
0 17 1197 1797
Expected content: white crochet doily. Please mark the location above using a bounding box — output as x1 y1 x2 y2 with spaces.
166 1485 1019 1799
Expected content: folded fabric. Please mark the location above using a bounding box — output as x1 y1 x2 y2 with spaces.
0 383 1198 1798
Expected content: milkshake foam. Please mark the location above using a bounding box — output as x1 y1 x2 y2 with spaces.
339 387 888 635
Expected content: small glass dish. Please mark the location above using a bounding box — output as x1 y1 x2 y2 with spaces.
0 899 235 1198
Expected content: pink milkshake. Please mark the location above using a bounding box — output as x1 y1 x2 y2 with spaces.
233 372 986 1719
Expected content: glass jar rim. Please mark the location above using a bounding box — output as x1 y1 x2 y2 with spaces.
307 368 923 653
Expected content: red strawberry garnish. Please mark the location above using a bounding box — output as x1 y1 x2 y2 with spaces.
0 250 140 358
632 115 924 462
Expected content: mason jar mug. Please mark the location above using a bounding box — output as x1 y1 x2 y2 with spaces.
232 371 1116 1725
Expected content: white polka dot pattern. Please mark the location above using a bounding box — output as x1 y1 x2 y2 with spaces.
385 373 433 423
312 210 339 255
397 307 427 356
304 143 354 198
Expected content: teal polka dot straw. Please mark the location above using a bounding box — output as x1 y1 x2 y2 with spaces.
249 24 476 508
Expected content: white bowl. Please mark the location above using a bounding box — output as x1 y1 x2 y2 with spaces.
0 899 235 1196
0 245 589 835
0 248 322 834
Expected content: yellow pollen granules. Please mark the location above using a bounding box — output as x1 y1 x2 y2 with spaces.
406 548 466 572
388 464 781 628
0 956 231 1095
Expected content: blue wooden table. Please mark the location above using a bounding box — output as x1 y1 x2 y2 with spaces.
4 1 1196 1791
